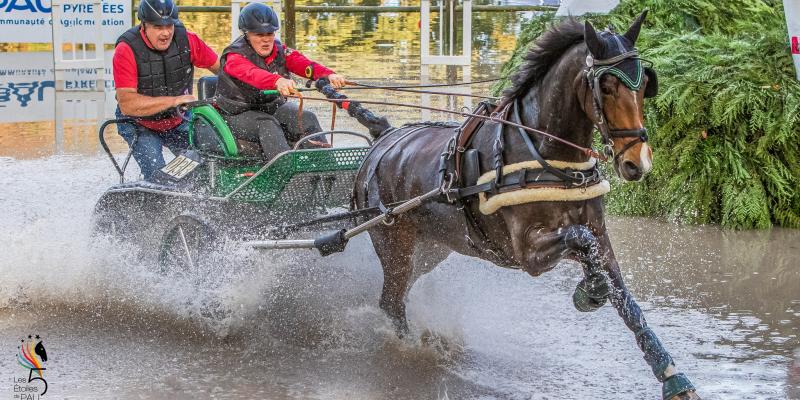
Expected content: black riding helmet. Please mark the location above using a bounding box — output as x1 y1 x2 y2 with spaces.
137 0 179 26
239 3 279 33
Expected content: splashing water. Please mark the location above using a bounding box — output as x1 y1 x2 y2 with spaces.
0 154 797 399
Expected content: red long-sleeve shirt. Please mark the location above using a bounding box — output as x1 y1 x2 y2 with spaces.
223 44 335 89
113 28 218 131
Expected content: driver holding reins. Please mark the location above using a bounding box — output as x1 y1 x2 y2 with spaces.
113 0 220 181
215 3 347 159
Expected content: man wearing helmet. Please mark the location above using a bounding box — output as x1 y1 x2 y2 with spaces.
215 3 347 160
112 0 220 181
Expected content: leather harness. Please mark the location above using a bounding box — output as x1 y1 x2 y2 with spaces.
353 47 656 267
431 49 653 266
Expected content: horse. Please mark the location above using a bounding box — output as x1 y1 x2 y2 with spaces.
352 11 700 400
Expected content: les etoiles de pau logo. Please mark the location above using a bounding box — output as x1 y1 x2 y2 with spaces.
13 334 48 398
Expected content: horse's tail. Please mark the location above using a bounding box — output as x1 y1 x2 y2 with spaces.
316 79 393 138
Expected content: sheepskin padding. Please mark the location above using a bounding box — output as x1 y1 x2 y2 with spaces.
475 159 610 214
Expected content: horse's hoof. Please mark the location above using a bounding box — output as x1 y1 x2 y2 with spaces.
573 284 606 312
572 276 609 312
663 373 699 400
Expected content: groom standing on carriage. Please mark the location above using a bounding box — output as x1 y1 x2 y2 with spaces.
112 0 220 181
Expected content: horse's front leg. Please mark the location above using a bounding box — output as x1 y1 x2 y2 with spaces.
563 225 700 400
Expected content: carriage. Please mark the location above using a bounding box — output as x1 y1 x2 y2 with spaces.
93 76 377 272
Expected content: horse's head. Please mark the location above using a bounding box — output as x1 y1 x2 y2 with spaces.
577 11 657 181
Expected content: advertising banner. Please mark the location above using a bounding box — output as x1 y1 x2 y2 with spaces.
0 51 117 122
0 0 130 44
785 0 800 80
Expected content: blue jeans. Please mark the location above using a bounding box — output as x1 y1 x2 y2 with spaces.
115 108 190 181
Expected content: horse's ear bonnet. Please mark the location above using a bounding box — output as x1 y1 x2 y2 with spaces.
584 10 657 97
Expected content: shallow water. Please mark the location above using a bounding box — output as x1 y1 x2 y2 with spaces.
1 153 798 399
1 2 799 399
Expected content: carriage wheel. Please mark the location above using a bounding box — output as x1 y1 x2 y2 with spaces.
158 215 217 283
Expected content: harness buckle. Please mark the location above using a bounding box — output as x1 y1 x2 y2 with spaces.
445 136 457 157
571 170 588 187
379 202 396 225
441 172 460 203
602 142 615 159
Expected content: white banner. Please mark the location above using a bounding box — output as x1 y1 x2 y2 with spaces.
784 0 800 80
556 0 619 16
0 0 130 44
0 51 117 122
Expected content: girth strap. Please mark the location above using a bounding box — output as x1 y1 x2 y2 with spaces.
457 166 601 198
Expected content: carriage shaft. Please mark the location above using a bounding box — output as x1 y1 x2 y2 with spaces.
248 188 442 254
250 239 317 250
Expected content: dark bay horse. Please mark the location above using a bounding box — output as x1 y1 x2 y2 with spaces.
353 12 700 400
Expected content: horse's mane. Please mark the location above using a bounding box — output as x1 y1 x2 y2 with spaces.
502 18 586 101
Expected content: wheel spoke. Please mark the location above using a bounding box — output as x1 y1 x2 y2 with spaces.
178 226 197 271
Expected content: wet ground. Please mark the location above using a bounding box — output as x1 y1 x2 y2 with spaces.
0 153 798 399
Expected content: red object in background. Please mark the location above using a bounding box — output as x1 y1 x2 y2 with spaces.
793 36 800 54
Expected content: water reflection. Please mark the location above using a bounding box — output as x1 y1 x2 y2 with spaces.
0 1 529 158
608 217 800 361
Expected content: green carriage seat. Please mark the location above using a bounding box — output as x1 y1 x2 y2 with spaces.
189 76 264 159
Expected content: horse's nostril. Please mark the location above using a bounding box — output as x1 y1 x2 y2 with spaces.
622 160 641 179
622 160 639 174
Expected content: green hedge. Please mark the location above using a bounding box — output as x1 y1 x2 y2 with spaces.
495 0 799 229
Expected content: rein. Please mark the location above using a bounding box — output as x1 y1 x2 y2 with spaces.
352 87 498 100
283 94 605 161
342 80 500 100
343 78 501 90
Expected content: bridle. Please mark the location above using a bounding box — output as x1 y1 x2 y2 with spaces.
585 49 651 162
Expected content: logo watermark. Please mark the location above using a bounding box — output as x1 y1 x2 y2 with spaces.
12 334 48 399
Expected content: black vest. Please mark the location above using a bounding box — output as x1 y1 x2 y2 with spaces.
117 25 194 99
216 36 289 114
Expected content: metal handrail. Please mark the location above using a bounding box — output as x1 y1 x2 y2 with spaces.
98 118 136 184
292 130 373 150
